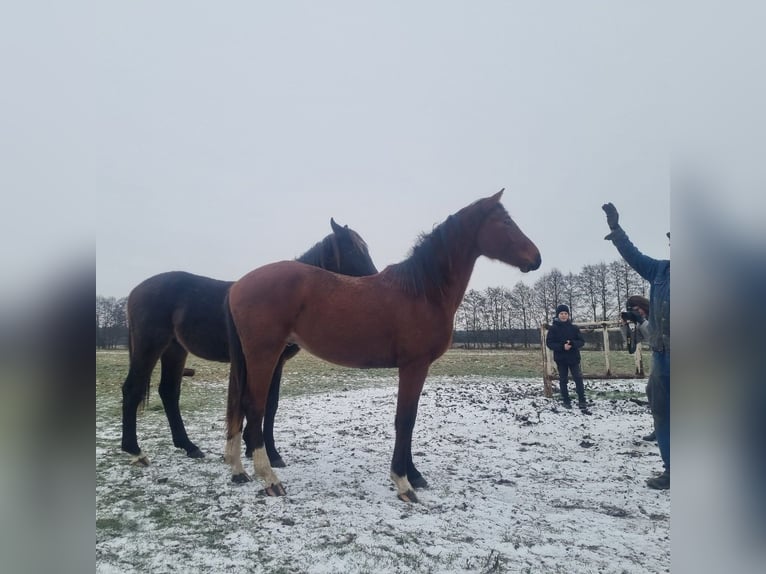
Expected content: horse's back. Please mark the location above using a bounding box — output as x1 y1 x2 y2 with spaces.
230 262 329 318
128 271 233 361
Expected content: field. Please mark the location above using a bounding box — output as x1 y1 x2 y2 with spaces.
97 349 669 573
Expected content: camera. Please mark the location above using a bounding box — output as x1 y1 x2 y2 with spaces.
620 310 642 323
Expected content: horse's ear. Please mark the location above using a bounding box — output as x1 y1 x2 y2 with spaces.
490 188 505 202
330 217 345 233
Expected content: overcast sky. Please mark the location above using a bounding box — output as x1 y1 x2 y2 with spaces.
2 2 763 299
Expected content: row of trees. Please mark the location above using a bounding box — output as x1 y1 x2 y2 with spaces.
96 295 128 349
96 258 647 349
455 260 648 348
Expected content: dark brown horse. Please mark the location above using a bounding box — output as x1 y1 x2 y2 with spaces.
121 219 377 466
225 190 541 501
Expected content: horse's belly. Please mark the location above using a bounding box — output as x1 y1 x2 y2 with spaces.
290 332 397 369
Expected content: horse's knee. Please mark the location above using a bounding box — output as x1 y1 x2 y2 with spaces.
157 380 181 402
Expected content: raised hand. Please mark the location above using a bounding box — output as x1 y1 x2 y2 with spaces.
602 202 619 230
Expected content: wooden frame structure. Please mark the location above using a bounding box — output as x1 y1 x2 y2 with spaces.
540 321 646 397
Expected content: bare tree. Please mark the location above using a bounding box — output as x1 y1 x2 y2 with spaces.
593 262 613 320
610 259 651 316
483 287 507 348
96 295 128 349
508 281 535 347
579 263 612 321
457 289 486 348
562 271 582 320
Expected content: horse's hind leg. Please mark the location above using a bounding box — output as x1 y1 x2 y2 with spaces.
121 340 164 465
158 341 204 458
224 371 250 483
245 344 299 465
244 346 289 496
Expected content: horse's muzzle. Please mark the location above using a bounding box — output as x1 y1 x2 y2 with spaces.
523 253 542 272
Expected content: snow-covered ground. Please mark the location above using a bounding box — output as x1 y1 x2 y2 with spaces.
97 377 669 573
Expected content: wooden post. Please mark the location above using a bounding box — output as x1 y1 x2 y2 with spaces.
540 323 553 397
601 322 611 376
635 342 644 376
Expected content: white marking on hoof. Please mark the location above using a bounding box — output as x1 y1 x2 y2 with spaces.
131 453 149 466
398 489 419 503
253 447 281 487
390 471 414 498
225 433 245 476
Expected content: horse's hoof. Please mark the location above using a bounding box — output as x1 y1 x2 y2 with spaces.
261 483 286 497
397 489 419 503
131 454 150 467
231 473 252 484
409 475 429 489
270 457 286 468
186 448 205 459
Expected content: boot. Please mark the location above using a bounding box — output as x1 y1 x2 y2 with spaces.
562 398 572 409
642 430 656 442
577 399 591 415
646 470 670 490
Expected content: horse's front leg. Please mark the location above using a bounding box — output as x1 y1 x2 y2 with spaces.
390 362 430 503
261 361 286 468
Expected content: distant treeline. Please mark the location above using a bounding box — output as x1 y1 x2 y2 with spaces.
452 328 628 351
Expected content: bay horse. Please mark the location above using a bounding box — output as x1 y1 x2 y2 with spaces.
120 219 377 466
225 190 541 502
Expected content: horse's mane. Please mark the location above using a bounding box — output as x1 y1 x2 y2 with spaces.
390 218 457 299
296 233 340 270
295 229 369 272
389 198 495 299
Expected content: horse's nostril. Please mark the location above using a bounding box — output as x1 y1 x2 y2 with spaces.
522 254 542 272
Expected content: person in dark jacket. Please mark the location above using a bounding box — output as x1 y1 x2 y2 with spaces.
546 304 589 412
603 202 670 490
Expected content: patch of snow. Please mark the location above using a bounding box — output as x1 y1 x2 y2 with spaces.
97 377 669 573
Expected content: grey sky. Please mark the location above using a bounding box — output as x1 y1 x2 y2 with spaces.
2 2 763 299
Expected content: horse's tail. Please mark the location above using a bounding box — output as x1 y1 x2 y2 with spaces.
224 291 247 440
124 298 152 411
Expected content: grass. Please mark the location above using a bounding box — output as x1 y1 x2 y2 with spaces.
96 346 648 422
96 346 645 392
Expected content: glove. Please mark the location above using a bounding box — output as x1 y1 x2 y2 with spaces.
602 202 619 230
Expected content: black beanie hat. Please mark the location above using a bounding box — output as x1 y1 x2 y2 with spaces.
555 304 570 315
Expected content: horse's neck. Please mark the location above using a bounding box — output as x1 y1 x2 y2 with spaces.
431 221 483 315
442 251 479 316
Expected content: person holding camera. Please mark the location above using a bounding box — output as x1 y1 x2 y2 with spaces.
621 294 651 345
621 294 656 442
546 304 589 413
603 202 670 490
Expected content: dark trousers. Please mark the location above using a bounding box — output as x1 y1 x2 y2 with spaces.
556 362 585 403
649 351 670 472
